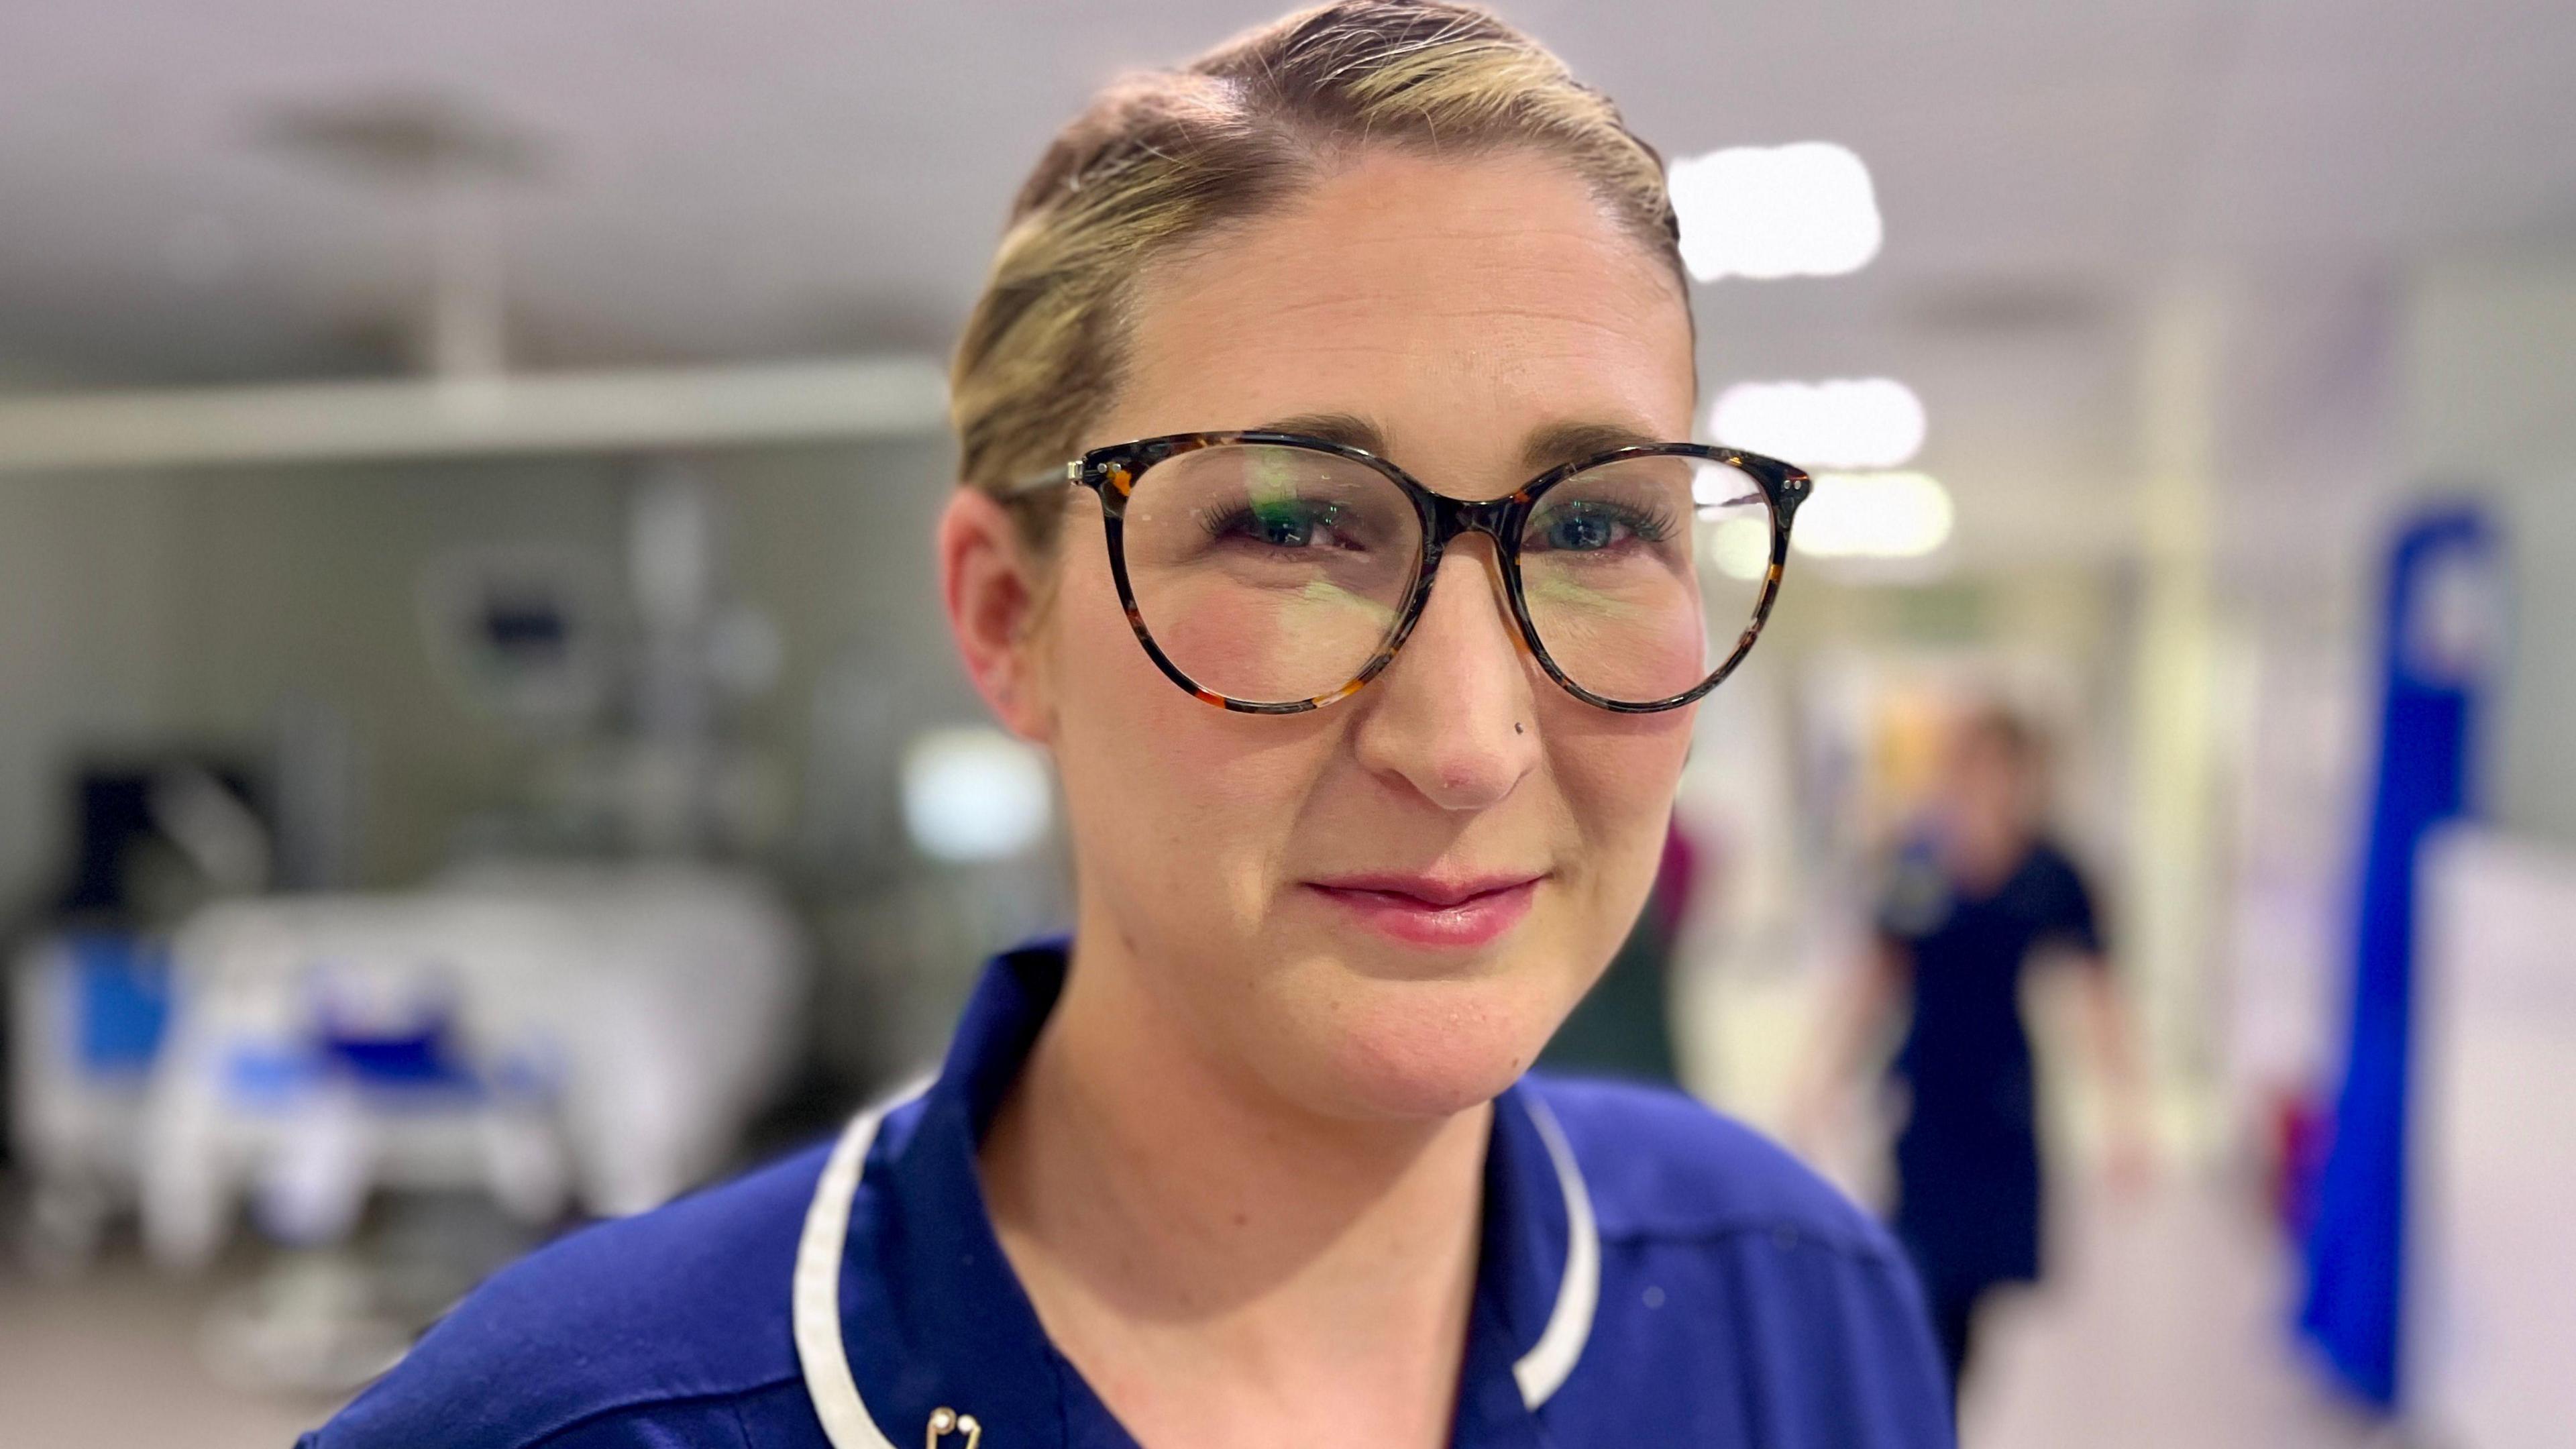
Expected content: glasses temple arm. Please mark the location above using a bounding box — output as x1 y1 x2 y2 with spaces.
1001 460 1083 498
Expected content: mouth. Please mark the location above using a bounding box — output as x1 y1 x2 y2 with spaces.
1301 871 1546 950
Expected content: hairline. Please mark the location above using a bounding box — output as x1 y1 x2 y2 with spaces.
1042 138 1695 502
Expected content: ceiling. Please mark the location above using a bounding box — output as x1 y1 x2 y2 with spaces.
4 0 2572 559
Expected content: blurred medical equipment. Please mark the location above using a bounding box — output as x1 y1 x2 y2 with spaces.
8 759 276 1271
137 861 804 1271
55 761 274 914
415 460 791 862
9 932 174 1271
5 862 805 1390
417 543 619 735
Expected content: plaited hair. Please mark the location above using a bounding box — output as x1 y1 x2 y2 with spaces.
948 0 1686 547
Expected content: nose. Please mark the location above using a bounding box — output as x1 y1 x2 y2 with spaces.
1348 539 1543 811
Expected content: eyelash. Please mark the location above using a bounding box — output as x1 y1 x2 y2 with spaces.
1533 499 1678 545
1194 501 1347 543
1191 499 1679 544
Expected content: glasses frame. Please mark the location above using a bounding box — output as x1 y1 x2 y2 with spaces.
1015 430 1812 715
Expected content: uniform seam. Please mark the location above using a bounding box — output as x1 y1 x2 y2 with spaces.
515 1371 808 1448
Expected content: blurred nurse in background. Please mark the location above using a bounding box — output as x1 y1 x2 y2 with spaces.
1802 704 2152 1401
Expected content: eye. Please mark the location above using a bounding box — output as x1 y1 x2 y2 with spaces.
1545 508 1617 551
1203 500 1354 550
1533 500 1666 553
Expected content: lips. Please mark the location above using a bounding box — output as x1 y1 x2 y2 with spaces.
1302 871 1545 949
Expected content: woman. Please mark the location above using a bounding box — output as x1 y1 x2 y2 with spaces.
306 5 1949 1445
1803 705 2150 1401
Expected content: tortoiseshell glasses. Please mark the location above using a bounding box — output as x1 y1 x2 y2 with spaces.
1012 431 1812 714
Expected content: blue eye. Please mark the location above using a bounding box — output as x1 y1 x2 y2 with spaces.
1544 508 1618 551
1535 500 1670 553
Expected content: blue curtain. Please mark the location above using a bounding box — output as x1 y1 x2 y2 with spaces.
2298 503 2501 1409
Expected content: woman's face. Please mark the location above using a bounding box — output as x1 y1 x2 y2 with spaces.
1937 723 2036 856
992 148 1698 1121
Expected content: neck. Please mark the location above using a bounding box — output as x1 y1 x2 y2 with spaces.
978 929 1489 1446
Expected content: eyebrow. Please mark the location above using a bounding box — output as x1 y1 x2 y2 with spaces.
1248 413 1669 476
1250 411 1390 455
1517 419 1666 474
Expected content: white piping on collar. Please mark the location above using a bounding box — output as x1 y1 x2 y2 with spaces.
1512 1093 1600 1409
793 1082 927 1449
790 1084 1603 1442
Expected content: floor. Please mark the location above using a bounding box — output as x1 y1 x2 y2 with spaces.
0 1253 345 1448
1 1173 2391 1448
1965 1175 2392 1449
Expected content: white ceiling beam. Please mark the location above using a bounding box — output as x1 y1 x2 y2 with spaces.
0 356 948 472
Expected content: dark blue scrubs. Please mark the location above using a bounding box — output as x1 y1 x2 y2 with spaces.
1876 837 2102 1381
305 940 1951 1447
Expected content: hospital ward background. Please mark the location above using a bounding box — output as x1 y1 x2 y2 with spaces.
3 3 2574 1445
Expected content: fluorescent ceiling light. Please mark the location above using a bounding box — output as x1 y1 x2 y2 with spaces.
1709 378 1925 470
1792 472 1955 559
1668 142 1882 282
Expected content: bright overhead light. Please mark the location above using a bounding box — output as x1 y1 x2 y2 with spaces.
1709 378 1925 470
1668 142 1882 282
1791 472 1955 559
1703 515 1773 581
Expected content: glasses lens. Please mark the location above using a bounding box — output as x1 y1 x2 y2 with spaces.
1119 443 1423 705
1517 453 1774 706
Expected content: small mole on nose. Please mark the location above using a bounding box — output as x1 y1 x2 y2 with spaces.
1513 721 1525 735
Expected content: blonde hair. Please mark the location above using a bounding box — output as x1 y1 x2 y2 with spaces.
949 0 1686 547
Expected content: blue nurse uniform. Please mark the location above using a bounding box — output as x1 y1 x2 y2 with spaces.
304 939 1951 1447
1876 836 2104 1383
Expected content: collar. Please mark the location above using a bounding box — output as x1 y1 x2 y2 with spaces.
793 939 1599 1448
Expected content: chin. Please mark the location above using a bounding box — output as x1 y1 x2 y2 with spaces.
1293 971 1566 1122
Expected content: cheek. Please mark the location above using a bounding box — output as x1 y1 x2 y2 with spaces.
1040 547 1316 925
1548 708 1694 906
1519 563 1710 702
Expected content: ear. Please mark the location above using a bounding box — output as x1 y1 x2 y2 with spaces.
938 486 1055 742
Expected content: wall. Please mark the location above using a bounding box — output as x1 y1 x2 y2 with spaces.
2404 259 2576 845
0 474 184 912
0 436 971 916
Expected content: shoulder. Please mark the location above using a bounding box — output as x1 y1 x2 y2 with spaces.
2022 838 2093 892
1524 1078 1951 1440
2017 839 2102 932
1524 1074 1904 1264
306 1140 833 1449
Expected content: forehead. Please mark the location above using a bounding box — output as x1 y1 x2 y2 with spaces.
1102 148 1697 460
1949 727 2026 768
